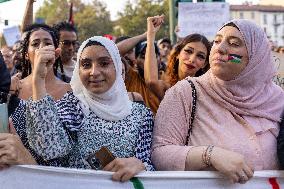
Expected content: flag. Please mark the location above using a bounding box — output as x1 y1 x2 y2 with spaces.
104 34 114 41
0 0 11 3
228 54 242 64
68 2 74 26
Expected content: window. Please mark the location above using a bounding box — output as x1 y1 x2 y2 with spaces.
274 26 278 35
240 12 243 19
251 12 255 19
274 14 277 23
263 14 267 24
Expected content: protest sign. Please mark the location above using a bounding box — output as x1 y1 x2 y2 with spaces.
2 25 21 47
178 2 230 39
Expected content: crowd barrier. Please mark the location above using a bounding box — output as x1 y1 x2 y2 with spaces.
1 165 284 189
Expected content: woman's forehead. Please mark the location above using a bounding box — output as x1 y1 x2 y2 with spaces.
80 45 111 59
29 29 52 41
217 26 244 40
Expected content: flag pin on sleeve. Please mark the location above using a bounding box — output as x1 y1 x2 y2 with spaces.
228 54 242 64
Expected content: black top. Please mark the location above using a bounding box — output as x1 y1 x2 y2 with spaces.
277 111 284 169
0 52 10 95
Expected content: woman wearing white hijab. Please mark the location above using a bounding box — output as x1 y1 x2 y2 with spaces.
26 36 154 181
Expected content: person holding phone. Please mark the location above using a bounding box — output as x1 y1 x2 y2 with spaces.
25 36 154 182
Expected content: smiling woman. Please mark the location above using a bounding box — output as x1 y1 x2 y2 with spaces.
79 41 116 94
143 15 212 101
25 36 155 182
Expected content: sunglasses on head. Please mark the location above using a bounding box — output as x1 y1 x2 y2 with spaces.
60 40 79 46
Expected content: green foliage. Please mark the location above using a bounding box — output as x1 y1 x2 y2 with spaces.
115 0 169 39
36 0 170 41
36 0 84 25
74 1 113 41
36 0 113 42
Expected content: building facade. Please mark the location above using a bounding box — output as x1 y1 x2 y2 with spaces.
259 0 284 6
230 5 284 46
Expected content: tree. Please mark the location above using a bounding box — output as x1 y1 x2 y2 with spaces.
35 0 113 42
36 0 84 25
114 0 169 39
74 0 113 41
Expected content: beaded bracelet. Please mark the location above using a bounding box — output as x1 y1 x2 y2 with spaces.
202 145 214 167
205 145 214 166
202 146 207 166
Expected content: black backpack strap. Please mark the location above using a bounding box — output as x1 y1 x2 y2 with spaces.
185 79 197 145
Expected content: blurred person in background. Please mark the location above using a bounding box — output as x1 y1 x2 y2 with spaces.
53 21 78 82
1 46 16 76
117 33 161 114
11 40 23 74
115 36 136 68
144 15 211 100
157 37 172 66
277 46 284 54
0 50 36 168
121 57 144 104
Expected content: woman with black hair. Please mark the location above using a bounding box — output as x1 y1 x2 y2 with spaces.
4 24 71 167
25 36 154 181
18 23 70 100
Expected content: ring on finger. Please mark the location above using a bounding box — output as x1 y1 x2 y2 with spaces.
239 174 247 182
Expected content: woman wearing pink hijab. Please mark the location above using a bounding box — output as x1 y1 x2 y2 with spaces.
151 19 284 184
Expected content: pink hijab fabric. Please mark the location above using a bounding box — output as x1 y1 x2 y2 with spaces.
197 19 284 122
151 19 283 171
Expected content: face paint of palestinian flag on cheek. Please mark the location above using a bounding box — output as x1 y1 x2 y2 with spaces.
228 54 242 64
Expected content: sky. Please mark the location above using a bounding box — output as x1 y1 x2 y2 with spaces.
0 0 260 29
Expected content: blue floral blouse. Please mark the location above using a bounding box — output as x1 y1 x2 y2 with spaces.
23 92 155 171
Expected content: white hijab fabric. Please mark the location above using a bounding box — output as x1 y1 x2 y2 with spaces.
70 36 132 121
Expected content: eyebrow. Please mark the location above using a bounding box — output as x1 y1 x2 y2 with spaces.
184 46 206 56
80 57 92 62
215 34 222 38
97 56 112 60
80 56 112 61
215 34 242 41
215 34 244 45
30 38 53 42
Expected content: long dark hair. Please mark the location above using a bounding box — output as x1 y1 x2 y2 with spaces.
166 33 211 86
20 24 64 80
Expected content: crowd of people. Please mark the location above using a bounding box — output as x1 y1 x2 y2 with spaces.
0 1 284 185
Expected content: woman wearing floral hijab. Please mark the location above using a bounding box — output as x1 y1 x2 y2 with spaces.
152 19 284 184
26 36 154 182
